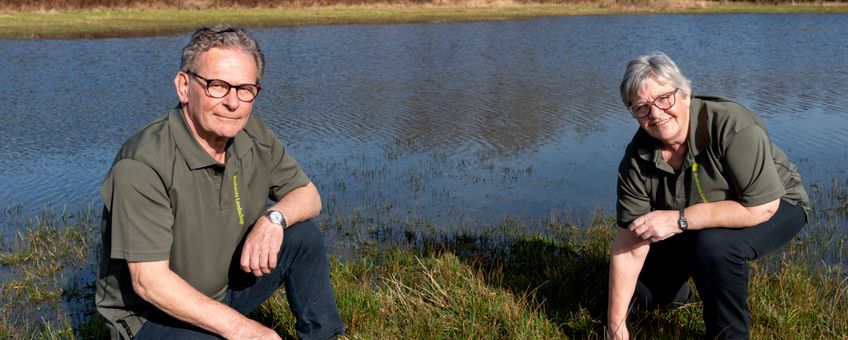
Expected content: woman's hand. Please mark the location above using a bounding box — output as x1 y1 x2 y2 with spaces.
628 209 682 242
608 322 630 340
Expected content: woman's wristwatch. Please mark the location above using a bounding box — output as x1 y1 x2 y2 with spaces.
678 208 689 230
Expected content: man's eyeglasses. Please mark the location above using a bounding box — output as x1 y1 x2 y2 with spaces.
628 88 678 119
185 71 261 102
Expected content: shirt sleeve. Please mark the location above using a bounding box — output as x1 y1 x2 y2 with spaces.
106 159 175 261
616 149 652 228
267 135 310 201
722 125 786 207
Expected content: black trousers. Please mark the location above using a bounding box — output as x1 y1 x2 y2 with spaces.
633 200 806 339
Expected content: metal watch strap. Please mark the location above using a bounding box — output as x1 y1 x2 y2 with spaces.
279 212 288 229
678 208 689 230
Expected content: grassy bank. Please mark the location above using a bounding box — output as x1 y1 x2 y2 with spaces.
1 201 846 338
2 2 848 39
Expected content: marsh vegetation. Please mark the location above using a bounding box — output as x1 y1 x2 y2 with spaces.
1 178 845 338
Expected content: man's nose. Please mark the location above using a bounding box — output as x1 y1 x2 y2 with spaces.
221 88 240 109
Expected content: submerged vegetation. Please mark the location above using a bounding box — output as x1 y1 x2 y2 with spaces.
1 182 846 338
0 205 106 338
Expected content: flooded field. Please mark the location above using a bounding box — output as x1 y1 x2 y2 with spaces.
2 13 847 229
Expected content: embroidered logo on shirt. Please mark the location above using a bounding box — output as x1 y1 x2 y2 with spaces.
692 163 709 203
233 175 245 225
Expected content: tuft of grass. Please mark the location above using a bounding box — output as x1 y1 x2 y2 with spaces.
749 261 848 338
253 247 566 338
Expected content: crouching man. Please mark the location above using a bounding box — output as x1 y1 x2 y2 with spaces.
96 24 344 339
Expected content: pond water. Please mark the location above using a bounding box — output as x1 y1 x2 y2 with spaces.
2 13 848 228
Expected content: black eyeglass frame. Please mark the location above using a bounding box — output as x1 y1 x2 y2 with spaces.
627 88 679 119
185 70 262 102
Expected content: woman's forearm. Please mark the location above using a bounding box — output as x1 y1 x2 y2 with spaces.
608 228 650 332
686 198 780 230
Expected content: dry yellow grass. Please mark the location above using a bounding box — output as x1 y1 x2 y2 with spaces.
2 1 846 40
1 0 845 12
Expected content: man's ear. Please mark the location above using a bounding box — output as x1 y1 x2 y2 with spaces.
175 71 189 104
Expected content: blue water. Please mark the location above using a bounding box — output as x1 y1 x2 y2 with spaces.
2 14 847 227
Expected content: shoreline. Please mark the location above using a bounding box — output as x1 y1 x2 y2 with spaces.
1 206 846 337
2 2 848 39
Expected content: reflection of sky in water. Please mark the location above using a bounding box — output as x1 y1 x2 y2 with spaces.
1 14 847 226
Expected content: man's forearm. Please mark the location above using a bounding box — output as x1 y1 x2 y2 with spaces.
129 261 271 338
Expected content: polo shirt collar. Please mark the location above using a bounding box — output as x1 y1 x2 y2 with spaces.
634 95 711 173
169 106 253 170
634 129 664 166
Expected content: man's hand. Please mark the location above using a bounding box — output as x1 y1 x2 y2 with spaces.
240 182 321 276
628 209 681 243
240 216 284 276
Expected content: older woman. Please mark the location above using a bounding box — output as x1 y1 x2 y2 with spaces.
608 52 810 339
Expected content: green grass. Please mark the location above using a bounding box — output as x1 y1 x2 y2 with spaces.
256 249 566 338
2 2 848 39
1 201 845 339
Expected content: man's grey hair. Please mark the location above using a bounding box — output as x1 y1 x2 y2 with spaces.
180 24 265 81
620 52 692 108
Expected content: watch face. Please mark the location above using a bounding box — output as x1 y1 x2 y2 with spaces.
269 211 284 224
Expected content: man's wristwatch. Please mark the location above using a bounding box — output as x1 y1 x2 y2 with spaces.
678 208 689 230
264 209 288 229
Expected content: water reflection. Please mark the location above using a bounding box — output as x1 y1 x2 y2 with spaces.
1 14 847 226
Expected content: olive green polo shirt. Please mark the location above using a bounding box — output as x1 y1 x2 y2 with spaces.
617 95 811 228
96 107 310 338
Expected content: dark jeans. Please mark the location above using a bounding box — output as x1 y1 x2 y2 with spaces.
135 220 344 340
632 200 806 340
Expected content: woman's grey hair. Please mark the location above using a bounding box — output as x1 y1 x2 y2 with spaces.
619 52 692 108
180 24 265 81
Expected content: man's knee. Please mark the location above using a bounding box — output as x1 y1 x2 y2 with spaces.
282 220 327 257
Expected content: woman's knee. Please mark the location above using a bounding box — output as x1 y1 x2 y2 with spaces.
692 230 751 269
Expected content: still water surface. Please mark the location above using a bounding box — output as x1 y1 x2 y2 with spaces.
2 14 847 227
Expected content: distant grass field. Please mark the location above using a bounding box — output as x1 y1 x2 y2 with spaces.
1 2 847 39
